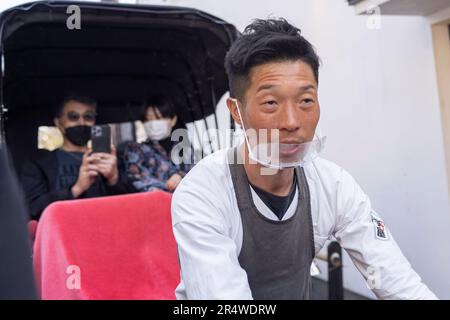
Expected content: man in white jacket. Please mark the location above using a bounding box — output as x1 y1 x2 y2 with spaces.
171 18 437 300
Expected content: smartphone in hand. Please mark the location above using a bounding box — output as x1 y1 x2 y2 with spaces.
91 125 111 154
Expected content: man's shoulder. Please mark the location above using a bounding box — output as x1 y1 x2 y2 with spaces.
305 156 358 189
21 149 58 177
306 156 344 177
172 147 234 225
28 149 57 165
306 156 363 196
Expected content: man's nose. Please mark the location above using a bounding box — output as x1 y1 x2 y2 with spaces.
77 119 85 126
280 102 301 132
78 117 89 126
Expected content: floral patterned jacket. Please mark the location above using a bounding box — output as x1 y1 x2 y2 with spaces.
122 140 185 192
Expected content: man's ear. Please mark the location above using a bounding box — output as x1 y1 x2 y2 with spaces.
226 98 242 125
53 117 64 133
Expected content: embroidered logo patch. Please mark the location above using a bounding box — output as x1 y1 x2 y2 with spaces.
371 213 389 240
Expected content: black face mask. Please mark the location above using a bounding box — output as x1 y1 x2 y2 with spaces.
64 125 92 147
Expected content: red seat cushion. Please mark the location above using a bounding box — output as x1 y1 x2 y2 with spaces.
33 191 179 299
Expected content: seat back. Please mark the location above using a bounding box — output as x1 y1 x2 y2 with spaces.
33 191 179 299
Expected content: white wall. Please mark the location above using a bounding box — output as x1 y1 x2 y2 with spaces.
144 0 450 299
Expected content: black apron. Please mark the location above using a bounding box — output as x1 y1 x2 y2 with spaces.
228 147 315 300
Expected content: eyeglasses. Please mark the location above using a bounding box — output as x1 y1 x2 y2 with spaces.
65 111 96 122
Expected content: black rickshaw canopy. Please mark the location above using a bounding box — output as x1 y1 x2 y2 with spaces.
0 0 239 173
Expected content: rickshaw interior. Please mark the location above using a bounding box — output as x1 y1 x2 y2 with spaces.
0 1 239 176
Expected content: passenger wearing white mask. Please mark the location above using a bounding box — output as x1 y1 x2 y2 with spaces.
171 18 437 299
122 97 185 192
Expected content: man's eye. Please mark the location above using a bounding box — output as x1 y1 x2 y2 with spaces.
263 100 278 106
300 99 315 107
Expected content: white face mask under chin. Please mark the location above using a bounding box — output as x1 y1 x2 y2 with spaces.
144 119 172 141
231 98 326 169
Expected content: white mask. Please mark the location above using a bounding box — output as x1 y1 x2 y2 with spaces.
144 119 172 141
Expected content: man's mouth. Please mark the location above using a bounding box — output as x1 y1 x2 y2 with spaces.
278 143 302 156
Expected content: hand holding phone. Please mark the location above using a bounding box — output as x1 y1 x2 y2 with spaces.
91 125 111 154
89 125 118 185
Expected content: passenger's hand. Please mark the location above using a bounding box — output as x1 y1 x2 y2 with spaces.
165 173 182 191
71 148 98 198
91 145 119 186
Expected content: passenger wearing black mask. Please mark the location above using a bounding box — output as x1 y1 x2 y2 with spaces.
21 95 135 220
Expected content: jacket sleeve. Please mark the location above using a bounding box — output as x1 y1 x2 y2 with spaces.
171 165 253 300
333 168 437 300
20 159 74 220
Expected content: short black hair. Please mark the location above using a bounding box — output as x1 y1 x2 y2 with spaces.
224 18 320 101
54 93 97 118
140 96 176 122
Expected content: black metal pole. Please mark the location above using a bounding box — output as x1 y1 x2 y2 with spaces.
328 241 344 300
